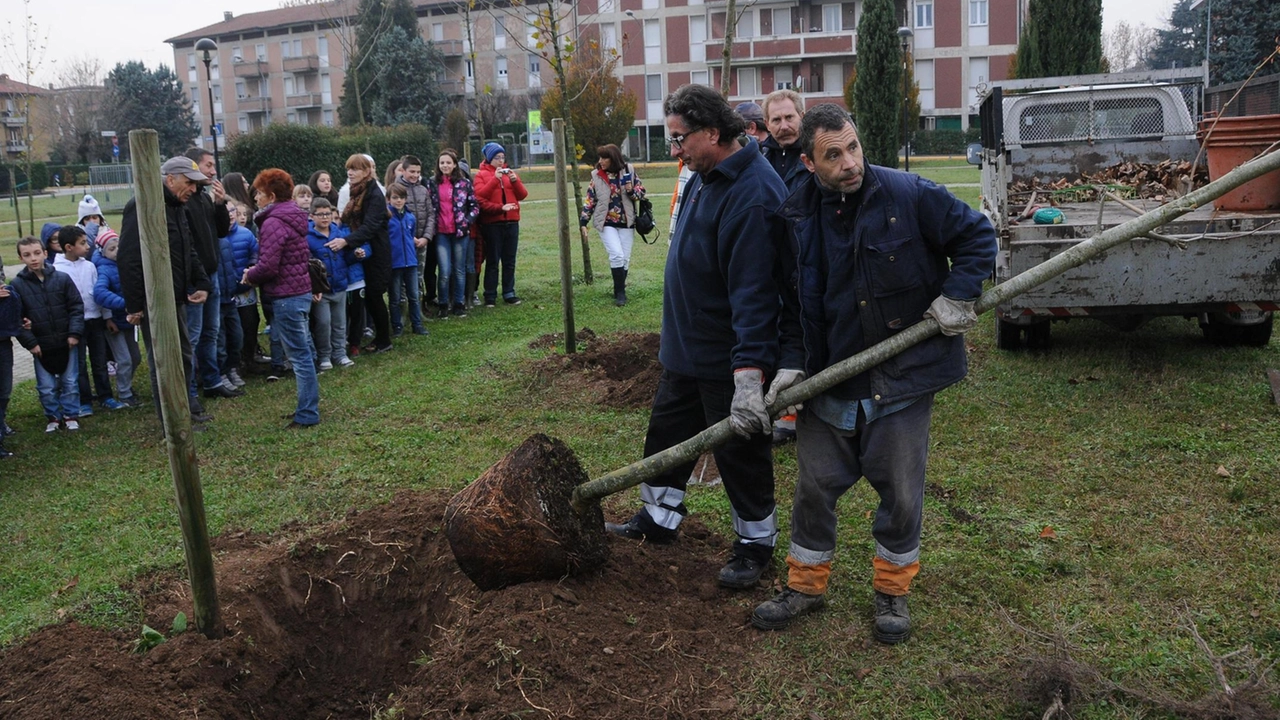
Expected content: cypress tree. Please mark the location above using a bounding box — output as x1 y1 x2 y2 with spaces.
1014 0 1103 78
854 0 903 168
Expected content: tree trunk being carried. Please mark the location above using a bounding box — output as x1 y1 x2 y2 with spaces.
444 148 1280 591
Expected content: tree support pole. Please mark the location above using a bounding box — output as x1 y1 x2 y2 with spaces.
130 129 223 638
572 147 1280 512
552 118 576 354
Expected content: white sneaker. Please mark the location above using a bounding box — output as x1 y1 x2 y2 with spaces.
319 360 334 371
227 369 246 388
337 357 355 368
65 419 81 431
46 420 60 433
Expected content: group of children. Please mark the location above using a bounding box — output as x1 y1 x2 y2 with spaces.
0 144 527 455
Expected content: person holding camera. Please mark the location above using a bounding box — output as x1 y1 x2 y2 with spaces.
474 143 528 307
579 144 646 306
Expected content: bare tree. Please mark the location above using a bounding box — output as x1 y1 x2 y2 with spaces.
2 0 50 235
719 0 758 97
318 0 401 127
51 57 107 164
1103 21 1157 73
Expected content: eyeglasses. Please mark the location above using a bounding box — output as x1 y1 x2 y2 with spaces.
665 127 703 150
312 212 333 218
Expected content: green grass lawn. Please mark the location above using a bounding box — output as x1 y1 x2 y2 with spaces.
2 170 1276 718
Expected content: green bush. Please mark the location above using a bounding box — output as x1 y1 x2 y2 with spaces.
910 128 981 156
0 161 49 192
224 124 437 184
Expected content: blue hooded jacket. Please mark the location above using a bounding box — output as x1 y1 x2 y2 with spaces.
92 255 129 325
386 204 417 270
307 222 363 293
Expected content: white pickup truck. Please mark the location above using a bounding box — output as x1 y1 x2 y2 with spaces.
971 68 1280 349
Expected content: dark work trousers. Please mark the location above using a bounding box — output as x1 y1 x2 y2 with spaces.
346 290 367 349
139 312 201 423
76 318 112 404
481 221 520 302
422 237 439 307
638 369 777 562
238 303 261 366
363 287 392 349
0 337 12 432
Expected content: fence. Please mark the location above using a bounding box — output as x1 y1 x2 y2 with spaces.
88 164 134 212
1206 72 1280 118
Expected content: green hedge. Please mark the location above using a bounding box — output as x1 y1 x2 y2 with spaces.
224 124 437 185
0 162 49 193
909 128 981 156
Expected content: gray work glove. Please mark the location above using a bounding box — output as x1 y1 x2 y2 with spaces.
764 369 807 416
924 295 978 336
729 368 771 438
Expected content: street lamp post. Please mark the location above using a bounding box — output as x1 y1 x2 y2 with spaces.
626 10 650 163
897 26 913 172
195 37 221 177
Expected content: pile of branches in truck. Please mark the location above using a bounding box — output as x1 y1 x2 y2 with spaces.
1010 159 1210 206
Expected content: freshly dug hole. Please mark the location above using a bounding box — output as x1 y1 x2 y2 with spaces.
444 433 609 590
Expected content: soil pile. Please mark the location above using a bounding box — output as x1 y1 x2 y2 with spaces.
528 330 662 410
0 490 763 719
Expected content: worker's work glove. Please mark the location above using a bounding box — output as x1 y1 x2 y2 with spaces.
924 295 978 336
764 369 807 416
729 368 771 438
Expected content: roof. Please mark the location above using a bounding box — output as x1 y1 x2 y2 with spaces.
166 0 359 45
0 74 47 96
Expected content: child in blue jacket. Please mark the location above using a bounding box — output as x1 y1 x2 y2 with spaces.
386 184 424 336
307 198 365 369
91 233 140 408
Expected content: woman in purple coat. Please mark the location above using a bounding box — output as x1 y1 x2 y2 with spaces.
242 168 319 428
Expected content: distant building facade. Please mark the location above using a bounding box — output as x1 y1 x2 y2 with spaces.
168 0 1020 151
0 73 51 162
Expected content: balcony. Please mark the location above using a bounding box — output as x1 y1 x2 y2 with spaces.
433 39 465 57
286 92 323 109
238 96 271 113
1 112 25 127
5 141 28 154
283 55 320 74
438 79 465 94
233 60 270 78
702 31 855 64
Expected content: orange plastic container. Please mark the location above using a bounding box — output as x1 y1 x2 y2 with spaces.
1197 113 1280 211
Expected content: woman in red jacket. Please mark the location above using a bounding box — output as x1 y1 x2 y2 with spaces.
473 142 528 306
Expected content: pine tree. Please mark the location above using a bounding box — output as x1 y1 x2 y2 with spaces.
1150 0 1204 71
1210 0 1280 83
364 26 450 128
104 61 200 158
338 0 421 126
1014 0 1103 78
854 0 902 167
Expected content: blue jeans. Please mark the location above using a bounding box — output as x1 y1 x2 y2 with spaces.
35 345 80 420
436 233 468 307
217 303 242 375
186 282 222 391
311 290 348 364
482 222 520 302
389 266 423 331
272 294 319 425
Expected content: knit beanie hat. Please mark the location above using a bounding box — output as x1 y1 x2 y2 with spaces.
78 194 103 222
95 226 119 249
482 142 505 164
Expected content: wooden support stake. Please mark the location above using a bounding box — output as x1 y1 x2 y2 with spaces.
129 130 222 638
552 119 576 355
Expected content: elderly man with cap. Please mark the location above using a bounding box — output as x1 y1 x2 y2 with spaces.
117 156 215 428
735 102 771 147
474 142 527 306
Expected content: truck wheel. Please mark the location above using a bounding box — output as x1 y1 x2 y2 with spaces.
995 318 1022 350
1025 321 1052 350
1201 313 1273 347
1240 315 1274 347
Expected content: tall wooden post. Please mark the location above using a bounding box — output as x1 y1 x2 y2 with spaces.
129 130 223 638
552 119 576 354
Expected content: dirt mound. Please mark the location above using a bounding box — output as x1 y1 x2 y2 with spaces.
0 490 763 719
528 331 662 410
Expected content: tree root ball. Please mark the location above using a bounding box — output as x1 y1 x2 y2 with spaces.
444 434 610 590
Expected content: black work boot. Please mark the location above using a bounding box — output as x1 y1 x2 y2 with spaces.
873 591 911 644
718 554 767 589
611 267 627 306
605 510 677 544
751 587 826 630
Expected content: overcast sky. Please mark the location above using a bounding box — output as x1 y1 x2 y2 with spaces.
6 0 1180 87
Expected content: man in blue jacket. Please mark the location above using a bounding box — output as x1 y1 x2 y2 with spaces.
606 84 798 590
751 104 996 643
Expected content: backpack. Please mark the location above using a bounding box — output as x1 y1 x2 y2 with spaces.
634 196 657 243
308 258 331 295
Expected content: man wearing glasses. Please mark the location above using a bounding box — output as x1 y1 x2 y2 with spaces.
606 84 799 591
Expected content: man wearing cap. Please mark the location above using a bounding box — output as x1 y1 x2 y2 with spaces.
183 148 239 401
735 102 771 147
761 89 808 191
117 156 215 427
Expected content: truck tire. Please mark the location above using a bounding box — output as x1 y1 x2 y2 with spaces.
995 318 1022 350
1201 313 1273 347
1025 321 1052 350
1240 316 1274 347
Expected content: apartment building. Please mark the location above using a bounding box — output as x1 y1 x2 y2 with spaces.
0 73 50 162
168 0 1016 150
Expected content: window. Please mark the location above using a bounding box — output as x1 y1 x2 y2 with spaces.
232 46 242 61
465 59 475 92
737 9 755 38
646 73 662 102
287 112 297 124
496 56 509 88
187 53 197 83
255 43 266 61
599 0 616 12
644 19 660 64
602 24 617 50
433 23 444 42
321 74 332 104
211 58 220 81
691 69 710 86
775 65 794 90
528 55 542 88
969 0 987 26
495 17 506 49
690 16 707 45
759 8 773 35
281 41 291 58
737 67 757 95
526 14 537 44
284 76 296 96
915 1 933 28
235 80 246 99
319 37 329 66
238 116 249 133
642 0 658 8
823 4 841 32
323 109 334 127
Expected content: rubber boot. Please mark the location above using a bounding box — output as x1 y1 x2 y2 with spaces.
611 267 627 306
